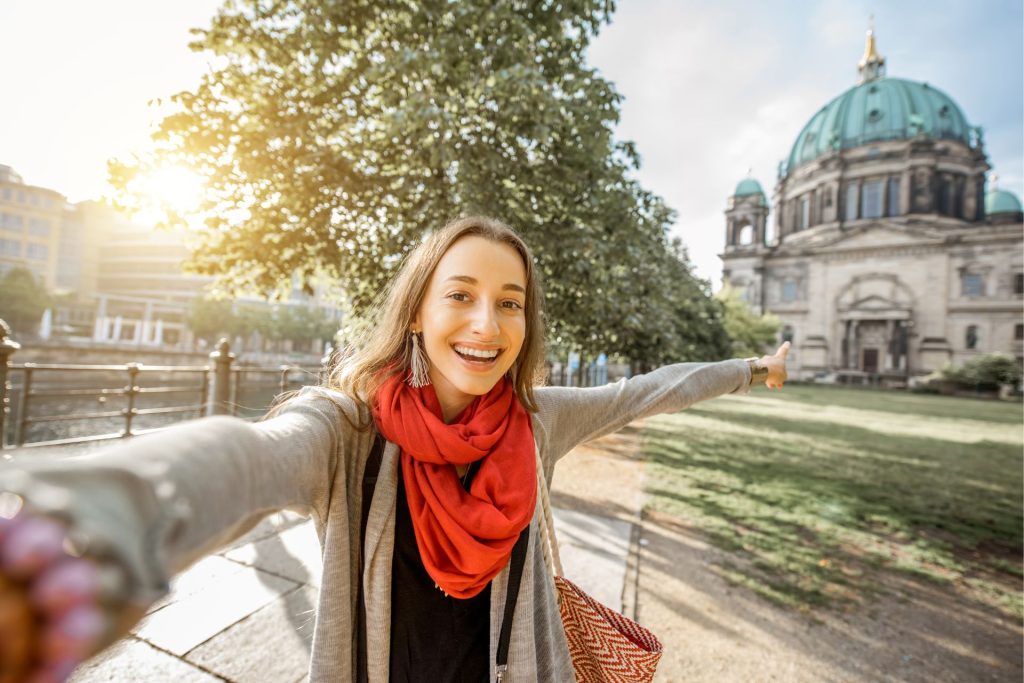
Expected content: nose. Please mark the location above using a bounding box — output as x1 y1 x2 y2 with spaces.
470 300 500 338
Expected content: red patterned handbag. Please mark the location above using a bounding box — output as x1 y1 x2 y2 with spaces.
536 452 664 682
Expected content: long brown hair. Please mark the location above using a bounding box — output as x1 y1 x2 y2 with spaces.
327 216 546 427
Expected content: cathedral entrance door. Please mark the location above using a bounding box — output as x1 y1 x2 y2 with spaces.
862 348 879 373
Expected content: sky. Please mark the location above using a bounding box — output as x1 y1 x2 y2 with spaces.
1 0 1021 287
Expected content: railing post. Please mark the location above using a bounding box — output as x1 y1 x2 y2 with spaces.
199 370 210 418
279 365 290 396
16 366 32 447
229 367 240 417
0 320 20 449
209 338 235 416
123 363 141 437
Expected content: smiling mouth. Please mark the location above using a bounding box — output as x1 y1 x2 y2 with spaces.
451 344 504 365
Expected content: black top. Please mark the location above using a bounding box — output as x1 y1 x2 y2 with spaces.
389 462 490 682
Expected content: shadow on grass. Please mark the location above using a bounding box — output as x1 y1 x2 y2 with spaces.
636 511 1024 682
641 404 1023 619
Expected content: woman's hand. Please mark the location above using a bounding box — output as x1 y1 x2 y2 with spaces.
758 341 790 389
0 510 111 683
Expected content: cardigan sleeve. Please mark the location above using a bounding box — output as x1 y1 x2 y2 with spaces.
0 385 352 609
532 359 751 463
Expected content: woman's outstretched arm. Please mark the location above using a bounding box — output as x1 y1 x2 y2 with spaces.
534 343 790 462
0 386 352 681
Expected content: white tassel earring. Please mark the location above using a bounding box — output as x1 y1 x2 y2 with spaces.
408 331 431 387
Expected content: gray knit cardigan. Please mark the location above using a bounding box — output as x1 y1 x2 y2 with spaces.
0 359 751 682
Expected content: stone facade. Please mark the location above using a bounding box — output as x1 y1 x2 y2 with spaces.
721 34 1023 384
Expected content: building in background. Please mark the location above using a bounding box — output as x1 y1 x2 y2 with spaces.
0 165 66 288
722 30 1024 383
0 166 342 356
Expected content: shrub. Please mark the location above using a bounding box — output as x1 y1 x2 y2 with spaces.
941 354 1022 392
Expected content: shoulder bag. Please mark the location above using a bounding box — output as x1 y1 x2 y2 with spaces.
535 451 663 682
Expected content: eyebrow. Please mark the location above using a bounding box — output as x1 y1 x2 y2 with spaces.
443 274 526 294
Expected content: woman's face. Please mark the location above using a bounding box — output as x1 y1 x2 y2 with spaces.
413 235 528 419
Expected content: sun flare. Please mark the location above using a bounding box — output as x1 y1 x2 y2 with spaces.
134 164 205 215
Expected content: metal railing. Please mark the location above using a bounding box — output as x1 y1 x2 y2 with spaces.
0 321 320 450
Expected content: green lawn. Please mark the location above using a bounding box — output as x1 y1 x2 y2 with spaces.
643 384 1023 618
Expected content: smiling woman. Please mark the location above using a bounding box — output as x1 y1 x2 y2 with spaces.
0 215 790 683
330 217 549 424
413 237 528 422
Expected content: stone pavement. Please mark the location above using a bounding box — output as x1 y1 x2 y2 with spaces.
67 506 634 683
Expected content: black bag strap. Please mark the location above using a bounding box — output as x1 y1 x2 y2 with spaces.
357 432 386 683
495 526 530 682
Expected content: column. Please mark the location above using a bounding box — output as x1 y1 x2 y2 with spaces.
850 321 859 369
93 296 108 341
900 169 912 215
884 319 892 368
142 302 154 345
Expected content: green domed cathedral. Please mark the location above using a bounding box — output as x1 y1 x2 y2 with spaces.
722 30 1023 384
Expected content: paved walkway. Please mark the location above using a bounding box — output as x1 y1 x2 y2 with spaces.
65 507 632 682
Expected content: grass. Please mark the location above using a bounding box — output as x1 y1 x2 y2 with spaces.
642 384 1023 619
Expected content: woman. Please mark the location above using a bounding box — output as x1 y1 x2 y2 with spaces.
0 216 789 682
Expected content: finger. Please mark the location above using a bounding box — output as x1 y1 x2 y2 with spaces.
25 659 79 683
776 341 791 358
0 577 36 679
2 517 68 578
40 603 106 663
31 559 100 617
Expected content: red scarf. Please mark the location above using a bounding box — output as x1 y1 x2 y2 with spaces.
373 373 536 599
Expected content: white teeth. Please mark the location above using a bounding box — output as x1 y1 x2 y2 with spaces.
453 345 500 359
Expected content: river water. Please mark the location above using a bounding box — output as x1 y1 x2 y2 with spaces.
3 366 318 447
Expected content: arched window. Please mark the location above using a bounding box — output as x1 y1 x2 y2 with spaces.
861 180 884 219
844 184 859 221
798 197 810 230
886 177 901 217
739 224 754 245
965 325 979 350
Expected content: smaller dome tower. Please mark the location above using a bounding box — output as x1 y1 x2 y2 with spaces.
725 174 769 251
985 175 1024 223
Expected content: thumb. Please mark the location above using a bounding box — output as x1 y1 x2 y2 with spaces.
776 341 791 358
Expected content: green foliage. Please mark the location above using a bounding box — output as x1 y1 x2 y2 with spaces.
0 267 52 335
110 0 725 368
939 354 1022 391
187 297 235 343
188 295 339 347
715 283 781 357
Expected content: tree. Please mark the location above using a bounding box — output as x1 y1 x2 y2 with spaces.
0 267 51 336
111 0 720 369
187 296 235 344
716 283 781 358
